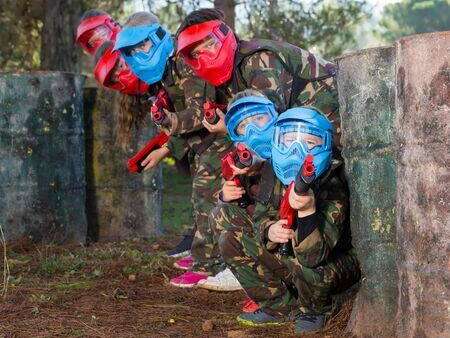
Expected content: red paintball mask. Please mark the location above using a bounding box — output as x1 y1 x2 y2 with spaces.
177 20 237 86
94 46 149 95
76 14 121 55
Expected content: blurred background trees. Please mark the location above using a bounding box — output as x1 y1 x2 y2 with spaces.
0 0 448 73
377 0 450 42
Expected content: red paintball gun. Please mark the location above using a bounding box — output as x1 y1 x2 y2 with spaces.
150 88 173 127
203 99 227 125
127 132 170 173
221 144 253 208
127 88 173 173
278 154 316 256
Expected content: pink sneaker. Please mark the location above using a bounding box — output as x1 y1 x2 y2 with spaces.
170 271 208 288
173 255 193 270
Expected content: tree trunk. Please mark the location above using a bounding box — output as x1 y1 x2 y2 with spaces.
214 0 235 30
40 0 83 72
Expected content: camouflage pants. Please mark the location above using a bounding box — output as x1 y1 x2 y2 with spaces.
196 201 256 274
218 204 360 316
190 135 233 272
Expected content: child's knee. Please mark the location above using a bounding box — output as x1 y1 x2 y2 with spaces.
218 229 241 262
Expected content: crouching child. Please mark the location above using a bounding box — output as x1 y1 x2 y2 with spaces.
219 106 361 333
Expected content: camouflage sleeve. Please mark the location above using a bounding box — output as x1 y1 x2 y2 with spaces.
253 202 279 250
253 178 284 250
292 174 348 268
241 50 341 148
170 59 213 135
240 51 292 112
166 135 190 161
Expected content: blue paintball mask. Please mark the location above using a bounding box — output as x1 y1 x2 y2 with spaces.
225 96 277 159
114 23 174 84
271 107 333 185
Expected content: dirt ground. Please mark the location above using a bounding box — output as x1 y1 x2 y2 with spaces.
0 238 355 338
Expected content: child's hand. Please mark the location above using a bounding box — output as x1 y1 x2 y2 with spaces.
142 147 170 171
202 109 227 135
288 188 316 216
268 220 295 243
221 180 245 202
230 163 250 177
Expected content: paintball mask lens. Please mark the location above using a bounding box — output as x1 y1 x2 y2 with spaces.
235 112 272 136
274 123 325 153
86 26 112 51
123 38 153 56
108 57 127 84
187 34 222 69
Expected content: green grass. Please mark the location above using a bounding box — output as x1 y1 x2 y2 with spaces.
161 161 193 234
37 255 86 277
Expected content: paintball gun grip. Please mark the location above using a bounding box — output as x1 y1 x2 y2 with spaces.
278 183 295 257
127 132 170 174
220 149 252 208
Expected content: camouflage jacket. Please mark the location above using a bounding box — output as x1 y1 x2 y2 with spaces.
220 39 341 149
160 57 222 160
251 161 352 268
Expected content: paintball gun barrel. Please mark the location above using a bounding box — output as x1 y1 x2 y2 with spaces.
127 131 169 174
203 100 227 125
151 89 173 127
278 154 316 256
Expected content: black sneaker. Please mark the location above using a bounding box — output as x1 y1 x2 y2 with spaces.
295 313 325 333
166 234 193 258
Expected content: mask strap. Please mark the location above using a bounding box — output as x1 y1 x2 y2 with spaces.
155 26 166 41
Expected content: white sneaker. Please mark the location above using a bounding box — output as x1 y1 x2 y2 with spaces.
197 268 243 291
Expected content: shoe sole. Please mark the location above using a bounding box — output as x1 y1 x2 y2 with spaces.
236 316 286 328
167 250 191 259
197 282 243 292
173 262 192 270
169 281 198 288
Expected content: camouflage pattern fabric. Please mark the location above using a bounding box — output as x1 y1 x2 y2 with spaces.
153 56 231 261
230 39 342 149
189 135 233 273
217 165 360 316
162 56 218 161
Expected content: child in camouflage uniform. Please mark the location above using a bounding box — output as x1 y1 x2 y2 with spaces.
175 8 344 290
110 12 233 287
211 90 360 333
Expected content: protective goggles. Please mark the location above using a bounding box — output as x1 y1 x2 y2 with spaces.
178 20 229 59
76 15 119 54
226 97 277 142
94 47 148 95
116 24 167 57
273 122 331 154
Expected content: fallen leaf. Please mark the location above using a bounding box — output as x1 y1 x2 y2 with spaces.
202 319 214 332
227 330 249 338
128 274 136 281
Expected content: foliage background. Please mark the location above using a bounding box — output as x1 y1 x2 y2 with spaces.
1 0 447 73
